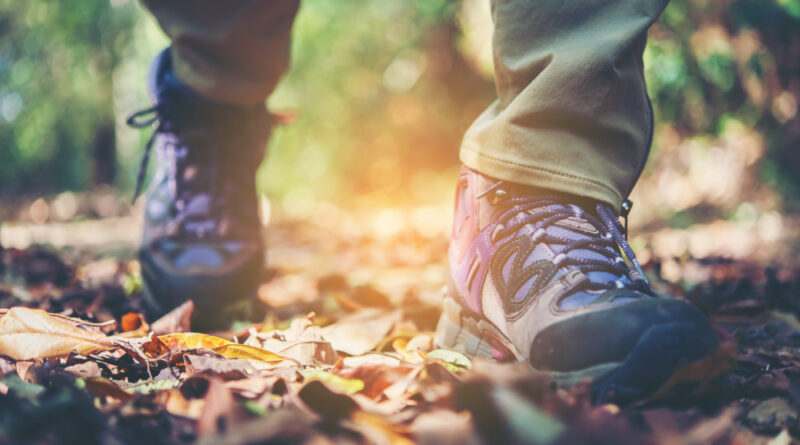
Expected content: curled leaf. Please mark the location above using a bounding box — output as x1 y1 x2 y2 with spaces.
425 349 471 372
0 307 114 360
211 344 289 364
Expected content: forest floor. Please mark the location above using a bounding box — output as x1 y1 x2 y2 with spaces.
0 195 799 445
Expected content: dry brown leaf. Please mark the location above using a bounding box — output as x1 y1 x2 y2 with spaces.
251 317 338 366
348 411 416 445
224 377 279 398
185 354 255 380
0 356 15 376
151 300 194 335
64 361 102 379
336 362 418 399
320 309 401 356
84 377 134 402
271 341 337 366
140 334 171 358
195 376 240 436
408 410 481 445
0 307 115 359
166 388 205 420
118 312 150 338
120 312 146 332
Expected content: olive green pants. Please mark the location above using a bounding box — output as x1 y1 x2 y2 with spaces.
141 0 669 210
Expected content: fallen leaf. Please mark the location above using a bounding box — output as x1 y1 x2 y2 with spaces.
124 378 180 394
0 307 114 359
683 406 739 444
253 320 338 366
166 387 205 420
120 312 146 332
158 332 231 351
151 300 194 335
305 370 364 395
185 354 255 380
320 309 401 355
196 408 314 445
140 334 170 358
342 353 402 368
297 380 359 420
212 344 288 364
426 349 471 372
0 356 15 376
224 377 281 398
768 429 792 445
64 361 102 379
347 411 415 445
409 410 481 445
336 362 418 399
746 397 798 432
275 341 337 366
406 333 433 354
196 376 240 436
83 377 133 402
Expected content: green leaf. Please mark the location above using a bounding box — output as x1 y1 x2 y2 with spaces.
426 349 471 371
0 374 46 401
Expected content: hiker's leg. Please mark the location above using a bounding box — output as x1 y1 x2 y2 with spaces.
460 0 669 210
439 0 721 405
133 0 299 329
140 0 300 105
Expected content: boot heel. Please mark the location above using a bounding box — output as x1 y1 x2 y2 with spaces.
434 295 521 361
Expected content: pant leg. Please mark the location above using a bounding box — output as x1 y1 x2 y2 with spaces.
140 0 300 105
460 0 669 210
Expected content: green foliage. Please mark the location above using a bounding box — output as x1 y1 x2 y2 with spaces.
262 0 491 203
645 0 800 204
0 0 140 193
2 0 799 213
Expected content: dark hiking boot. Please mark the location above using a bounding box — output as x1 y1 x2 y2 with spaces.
436 166 728 404
128 48 272 330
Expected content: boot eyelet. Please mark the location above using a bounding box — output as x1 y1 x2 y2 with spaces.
489 188 508 205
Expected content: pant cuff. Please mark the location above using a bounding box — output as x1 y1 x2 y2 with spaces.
460 143 624 211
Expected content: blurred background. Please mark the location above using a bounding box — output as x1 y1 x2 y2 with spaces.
1 0 799 269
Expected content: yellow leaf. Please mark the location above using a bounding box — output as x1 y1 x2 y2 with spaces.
211 344 288 363
0 307 114 360
305 370 364 395
158 333 231 351
391 337 421 363
351 411 416 445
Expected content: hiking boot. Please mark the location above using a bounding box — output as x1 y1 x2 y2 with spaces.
435 166 723 404
128 49 272 330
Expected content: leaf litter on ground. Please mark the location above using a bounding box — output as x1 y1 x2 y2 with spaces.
2 225 800 444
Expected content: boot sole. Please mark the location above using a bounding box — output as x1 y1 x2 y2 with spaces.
138 246 265 331
434 295 734 404
141 277 261 332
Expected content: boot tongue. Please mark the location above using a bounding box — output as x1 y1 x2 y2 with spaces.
509 203 623 290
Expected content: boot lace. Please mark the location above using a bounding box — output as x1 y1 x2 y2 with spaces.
127 105 222 238
480 182 651 294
